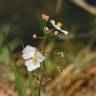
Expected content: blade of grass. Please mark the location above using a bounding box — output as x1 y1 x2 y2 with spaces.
12 60 26 96
1 30 26 96
28 72 35 96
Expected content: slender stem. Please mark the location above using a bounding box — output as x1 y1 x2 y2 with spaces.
28 71 35 96
19 39 25 49
1 31 25 96
38 32 46 96
1 30 11 53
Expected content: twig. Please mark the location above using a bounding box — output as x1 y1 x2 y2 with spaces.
70 0 96 15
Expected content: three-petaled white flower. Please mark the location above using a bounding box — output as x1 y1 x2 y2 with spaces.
50 20 68 35
22 45 45 71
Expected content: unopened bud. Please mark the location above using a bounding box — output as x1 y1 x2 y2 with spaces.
60 52 64 58
54 31 59 35
42 13 49 21
32 34 37 39
44 27 49 32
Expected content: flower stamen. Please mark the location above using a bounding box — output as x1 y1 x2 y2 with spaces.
31 55 37 61
56 22 62 28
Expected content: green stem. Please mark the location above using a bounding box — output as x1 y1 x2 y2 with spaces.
19 39 25 49
38 32 46 96
28 72 34 96
1 31 26 96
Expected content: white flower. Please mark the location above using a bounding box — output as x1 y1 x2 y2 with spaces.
50 20 68 35
22 45 45 71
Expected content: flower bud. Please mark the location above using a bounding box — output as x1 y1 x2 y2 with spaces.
54 31 59 35
42 13 49 21
44 27 49 32
32 34 37 39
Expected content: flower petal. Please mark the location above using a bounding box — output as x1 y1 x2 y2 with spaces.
25 60 40 71
22 45 36 60
36 51 45 62
60 29 68 35
50 20 61 30
50 20 55 25
50 20 68 35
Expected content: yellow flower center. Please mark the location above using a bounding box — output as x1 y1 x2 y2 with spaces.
57 22 62 28
31 55 37 61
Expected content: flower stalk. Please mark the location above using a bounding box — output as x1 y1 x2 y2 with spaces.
38 30 47 96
